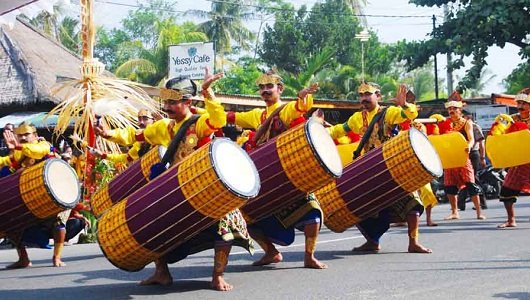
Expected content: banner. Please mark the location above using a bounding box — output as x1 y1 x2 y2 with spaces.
168 42 215 79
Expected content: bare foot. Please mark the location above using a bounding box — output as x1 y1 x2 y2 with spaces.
426 222 438 227
352 241 381 253
477 215 486 220
6 260 31 269
138 271 173 286
252 251 282 266
304 256 328 269
408 243 433 253
211 274 233 291
497 222 517 228
444 214 460 220
53 258 66 267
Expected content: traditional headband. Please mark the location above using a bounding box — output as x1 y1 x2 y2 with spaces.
15 123 37 135
137 108 154 119
159 88 183 101
445 90 464 108
358 82 380 94
255 73 283 86
515 93 530 103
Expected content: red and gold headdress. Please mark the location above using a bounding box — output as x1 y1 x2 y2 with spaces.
444 90 464 108
159 88 184 101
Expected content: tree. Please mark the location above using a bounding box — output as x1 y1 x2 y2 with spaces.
503 62 530 94
114 20 207 85
398 0 530 90
215 57 263 95
57 16 80 54
187 0 255 70
259 0 398 96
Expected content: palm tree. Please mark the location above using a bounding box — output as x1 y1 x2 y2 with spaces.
58 16 80 53
187 0 255 71
463 68 497 97
280 47 335 96
115 20 208 85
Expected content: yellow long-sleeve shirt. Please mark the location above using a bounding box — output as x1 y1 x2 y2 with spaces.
105 141 144 164
327 103 418 140
227 95 313 130
0 140 52 168
117 96 226 147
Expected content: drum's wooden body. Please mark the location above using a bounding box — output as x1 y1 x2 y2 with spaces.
242 119 343 223
97 138 260 271
0 158 81 234
92 146 165 217
317 129 443 233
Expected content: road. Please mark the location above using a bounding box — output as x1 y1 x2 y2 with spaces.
1 198 529 300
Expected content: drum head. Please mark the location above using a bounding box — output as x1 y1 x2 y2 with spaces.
44 158 81 208
211 138 260 198
305 118 343 178
409 128 443 177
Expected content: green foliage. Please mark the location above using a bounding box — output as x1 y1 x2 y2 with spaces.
188 0 256 57
57 16 80 54
400 0 530 90
96 2 208 85
260 0 398 97
503 62 530 94
215 57 262 95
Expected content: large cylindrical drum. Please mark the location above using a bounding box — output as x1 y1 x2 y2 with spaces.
317 128 443 233
242 118 343 223
0 158 81 235
97 138 260 271
91 145 166 217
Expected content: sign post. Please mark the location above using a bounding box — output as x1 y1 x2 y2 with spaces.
168 42 215 79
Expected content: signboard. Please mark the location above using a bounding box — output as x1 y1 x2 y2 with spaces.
168 42 215 80
474 105 509 131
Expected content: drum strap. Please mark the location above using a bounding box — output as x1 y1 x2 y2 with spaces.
353 107 388 159
137 142 151 157
160 114 201 166
252 103 288 146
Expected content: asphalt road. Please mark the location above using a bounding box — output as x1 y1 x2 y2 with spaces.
1 198 529 300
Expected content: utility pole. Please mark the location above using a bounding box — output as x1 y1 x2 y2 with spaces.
444 5 453 94
432 15 439 101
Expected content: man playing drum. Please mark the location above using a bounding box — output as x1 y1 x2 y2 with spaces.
96 72 251 291
327 82 432 254
443 91 486 220
1 122 83 268
94 108 155 163
494 88 530 228
222 71 328 269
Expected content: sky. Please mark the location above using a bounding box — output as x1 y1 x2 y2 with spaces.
84 0 523 94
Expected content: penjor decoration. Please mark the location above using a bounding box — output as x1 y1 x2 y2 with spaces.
47 0 160 199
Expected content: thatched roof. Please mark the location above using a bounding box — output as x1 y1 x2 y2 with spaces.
0 1 37 16
0 17 82 115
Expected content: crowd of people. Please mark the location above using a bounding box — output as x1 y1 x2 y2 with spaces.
0 69 528 292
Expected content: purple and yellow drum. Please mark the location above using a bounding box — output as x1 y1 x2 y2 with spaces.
316 128 443 233
91 146 166 217
0 158 81 235
97 138 260 271
242 118 343 223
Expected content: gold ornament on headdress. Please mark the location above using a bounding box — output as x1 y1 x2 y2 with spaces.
357 82 380 94
48 0 161 154
159 88 184 101
255 73 283 86
14 122 36 135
